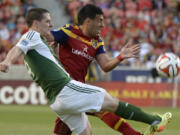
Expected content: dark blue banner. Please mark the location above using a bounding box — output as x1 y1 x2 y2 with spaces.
111 68 169 83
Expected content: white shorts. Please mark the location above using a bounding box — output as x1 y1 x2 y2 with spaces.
50 80 105 135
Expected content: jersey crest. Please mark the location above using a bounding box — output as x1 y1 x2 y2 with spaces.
91 39 98 48
20 39 29 46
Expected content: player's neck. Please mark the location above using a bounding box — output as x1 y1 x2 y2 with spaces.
79 25 91 38
29 27 44 36
29 27 39 33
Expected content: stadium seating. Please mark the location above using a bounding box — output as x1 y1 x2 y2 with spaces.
1 0 180 68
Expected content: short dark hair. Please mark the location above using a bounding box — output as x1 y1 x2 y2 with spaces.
78 4 103 25
25 8 49 27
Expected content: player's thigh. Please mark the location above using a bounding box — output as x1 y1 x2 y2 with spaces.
51 80 106 114
101 91 119 112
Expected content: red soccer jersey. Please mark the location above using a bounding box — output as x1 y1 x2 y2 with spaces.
51 24 106 82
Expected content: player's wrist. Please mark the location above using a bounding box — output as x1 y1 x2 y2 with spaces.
116 54 124 62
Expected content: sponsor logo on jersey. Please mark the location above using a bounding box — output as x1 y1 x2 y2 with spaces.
83 47 88 52
72 48 93 61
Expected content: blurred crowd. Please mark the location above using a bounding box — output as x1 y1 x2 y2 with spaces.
1 0 180 69
0 0 36 64
60 0 180 68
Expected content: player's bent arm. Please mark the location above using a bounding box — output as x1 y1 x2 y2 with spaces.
96 42 140 72
96 53 121 72
0 46 23 72
4 46 23 64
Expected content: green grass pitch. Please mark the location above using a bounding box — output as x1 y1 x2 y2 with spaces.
0 105 179 135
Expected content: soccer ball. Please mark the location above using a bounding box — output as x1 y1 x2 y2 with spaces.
156 53 180 78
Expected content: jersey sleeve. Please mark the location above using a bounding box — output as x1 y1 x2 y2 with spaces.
50 24 70 44
16 31 41 54
96 39 106 55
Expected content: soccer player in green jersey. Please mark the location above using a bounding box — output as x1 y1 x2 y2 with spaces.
0 8 172 135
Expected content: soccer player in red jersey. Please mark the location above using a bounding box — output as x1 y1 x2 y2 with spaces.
0 7 171 135
47 4 149 135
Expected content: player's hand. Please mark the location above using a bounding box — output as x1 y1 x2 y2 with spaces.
120 41 140 59
48 41 58 47
0 61 10 73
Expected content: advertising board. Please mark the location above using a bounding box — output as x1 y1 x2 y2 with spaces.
0 80 179 107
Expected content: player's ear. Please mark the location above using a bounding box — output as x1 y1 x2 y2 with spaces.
32 20 39 28
85 18 91 25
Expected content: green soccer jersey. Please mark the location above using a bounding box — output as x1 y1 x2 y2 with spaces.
16 30 71 104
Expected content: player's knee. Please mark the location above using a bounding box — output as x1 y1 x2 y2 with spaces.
102 93 119 112
79 122 92 135
79 128 92 135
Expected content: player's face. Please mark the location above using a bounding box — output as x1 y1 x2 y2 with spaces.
37 13 53 36
88 14 104 37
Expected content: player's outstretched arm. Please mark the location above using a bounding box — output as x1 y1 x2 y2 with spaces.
0 46 23 73
96 42 140 72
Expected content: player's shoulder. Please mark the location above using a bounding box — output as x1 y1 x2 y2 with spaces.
51 24 72 33
58 24 72 31
62 24 72 30
18 30 41 46
23 30 40 41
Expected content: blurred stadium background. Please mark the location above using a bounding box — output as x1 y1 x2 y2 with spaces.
0 0 180 135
